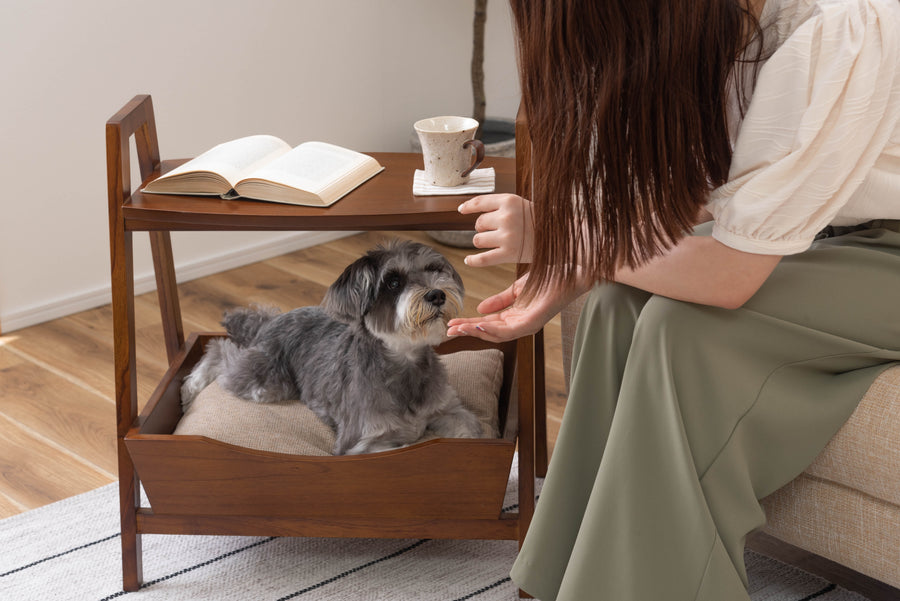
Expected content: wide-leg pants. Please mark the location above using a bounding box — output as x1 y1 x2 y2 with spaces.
510 223 900 601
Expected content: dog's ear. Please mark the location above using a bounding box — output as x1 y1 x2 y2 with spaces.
322 253 379 322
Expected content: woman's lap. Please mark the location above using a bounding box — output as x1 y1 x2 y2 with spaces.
511 225 900 600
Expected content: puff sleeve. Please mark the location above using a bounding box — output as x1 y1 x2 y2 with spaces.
707 0 900 254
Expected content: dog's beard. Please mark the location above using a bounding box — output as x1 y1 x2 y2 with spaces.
364 282 465 355
390 287 463 346
408 287 462 326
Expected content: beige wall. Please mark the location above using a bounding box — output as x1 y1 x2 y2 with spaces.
0 0 519 331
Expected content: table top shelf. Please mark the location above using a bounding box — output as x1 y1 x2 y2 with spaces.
124 153 516 232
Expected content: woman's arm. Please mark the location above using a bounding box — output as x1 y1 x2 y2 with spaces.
458 193 777 308
448 237 780 341
615 236 781 310
449 194 781 341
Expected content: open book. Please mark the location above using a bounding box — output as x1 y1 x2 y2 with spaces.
141 135 384 207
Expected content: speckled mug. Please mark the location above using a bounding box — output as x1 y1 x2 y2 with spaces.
414 116 485 187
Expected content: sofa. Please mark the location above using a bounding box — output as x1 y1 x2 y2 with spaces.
558 296 900 600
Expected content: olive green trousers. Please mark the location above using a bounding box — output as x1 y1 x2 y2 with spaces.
511 223 900 601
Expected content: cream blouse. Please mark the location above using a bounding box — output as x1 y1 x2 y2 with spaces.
707 0 900 255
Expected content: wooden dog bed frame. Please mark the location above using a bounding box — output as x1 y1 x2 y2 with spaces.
107 95 546 591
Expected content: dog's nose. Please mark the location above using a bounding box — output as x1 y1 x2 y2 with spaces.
424 289 446 306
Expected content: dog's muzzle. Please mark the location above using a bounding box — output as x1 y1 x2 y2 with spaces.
424 289 446 307
407 286 461 331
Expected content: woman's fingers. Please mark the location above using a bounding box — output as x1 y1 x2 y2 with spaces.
476 285 519 314
458 194 532 266
457 194 507 215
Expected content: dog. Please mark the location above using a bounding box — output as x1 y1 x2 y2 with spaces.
180 239 483 455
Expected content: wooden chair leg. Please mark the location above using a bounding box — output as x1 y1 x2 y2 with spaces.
516 334 537 598
109 222 143 590
149 231 184 362
533 328 548 477
119 454 143 591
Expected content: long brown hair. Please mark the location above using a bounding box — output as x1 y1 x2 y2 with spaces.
509 0 763 297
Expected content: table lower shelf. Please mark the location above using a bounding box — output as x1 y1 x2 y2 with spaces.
126 333 521 527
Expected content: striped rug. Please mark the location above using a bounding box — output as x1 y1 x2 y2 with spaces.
0 460 870 601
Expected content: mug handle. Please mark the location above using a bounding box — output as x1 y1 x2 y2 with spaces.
461 139 485 178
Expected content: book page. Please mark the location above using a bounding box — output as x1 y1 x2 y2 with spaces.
156 135 292 188
239 141 372 194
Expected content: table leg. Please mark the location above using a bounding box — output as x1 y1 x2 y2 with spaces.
111 226 143 591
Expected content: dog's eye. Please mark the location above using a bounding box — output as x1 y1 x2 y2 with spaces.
387 276 402 290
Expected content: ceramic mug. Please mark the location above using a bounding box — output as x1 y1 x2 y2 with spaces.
414 116 485 187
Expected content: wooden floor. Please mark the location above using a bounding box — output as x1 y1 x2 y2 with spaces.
0 230 567 520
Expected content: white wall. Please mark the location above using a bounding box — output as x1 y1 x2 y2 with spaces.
0 0 519 332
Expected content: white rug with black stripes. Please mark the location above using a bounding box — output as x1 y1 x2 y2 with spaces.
0 459 871 601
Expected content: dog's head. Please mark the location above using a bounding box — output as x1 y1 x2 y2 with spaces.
322 240 465 348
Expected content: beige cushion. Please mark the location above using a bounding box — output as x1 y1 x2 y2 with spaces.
761 473 900 589
802 365 900 506
173 349 504 455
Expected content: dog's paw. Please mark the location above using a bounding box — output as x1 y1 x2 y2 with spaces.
428 407 484 439
457 412 485 438
244 385 283 404
340 440 401 455
335 428 412 455
180 373 205 409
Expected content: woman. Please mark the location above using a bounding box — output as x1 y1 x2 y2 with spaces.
447 0 900 599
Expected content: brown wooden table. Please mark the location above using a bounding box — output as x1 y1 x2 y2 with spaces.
125 153 514 231
107 95 545 593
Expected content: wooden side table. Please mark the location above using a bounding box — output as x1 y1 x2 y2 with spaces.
107 95 545 591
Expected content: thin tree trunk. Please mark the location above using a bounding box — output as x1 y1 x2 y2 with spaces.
472 0 487 139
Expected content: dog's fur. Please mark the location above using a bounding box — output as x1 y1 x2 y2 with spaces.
180 240 483 455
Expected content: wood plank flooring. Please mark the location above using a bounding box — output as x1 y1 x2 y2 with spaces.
0 230 566 519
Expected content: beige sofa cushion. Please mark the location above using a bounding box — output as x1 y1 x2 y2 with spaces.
761 472 900 589
803 365 900 506
173 349 504 455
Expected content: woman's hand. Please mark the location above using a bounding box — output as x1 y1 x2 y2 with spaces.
458 194 534 267
446 272 588 343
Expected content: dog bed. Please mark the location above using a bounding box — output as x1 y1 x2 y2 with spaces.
173 349 504 455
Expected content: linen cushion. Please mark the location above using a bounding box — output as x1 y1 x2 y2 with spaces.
173 349 504 456
761 472 900 589
801 364 900 506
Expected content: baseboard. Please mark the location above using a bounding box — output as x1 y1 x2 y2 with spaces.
0 231 356 334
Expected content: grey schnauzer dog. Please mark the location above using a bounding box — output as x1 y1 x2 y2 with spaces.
180 240 483 455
